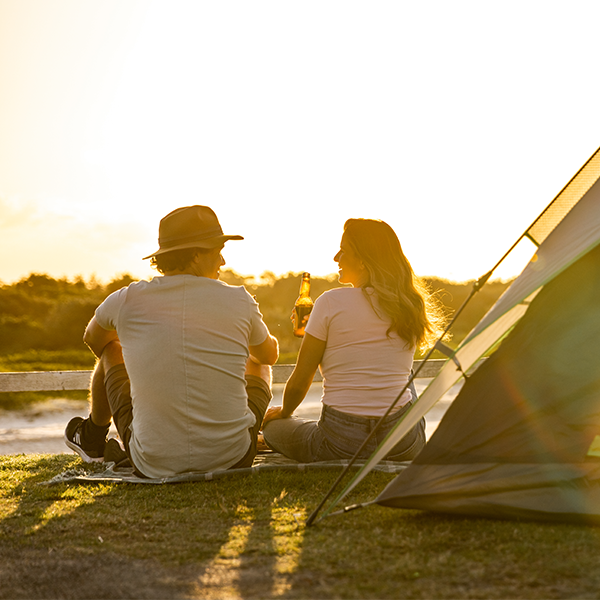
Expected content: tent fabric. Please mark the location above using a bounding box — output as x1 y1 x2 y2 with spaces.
376 463 600 524
465 174 600 345
525 145 600 245
376 244 600 523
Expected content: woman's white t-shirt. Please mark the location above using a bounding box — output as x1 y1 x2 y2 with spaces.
305 287 415 417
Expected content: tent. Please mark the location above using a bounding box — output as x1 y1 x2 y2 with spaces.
377 241 600 523
308 145 600 525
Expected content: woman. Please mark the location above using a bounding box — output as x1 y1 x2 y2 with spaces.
262 218 444 462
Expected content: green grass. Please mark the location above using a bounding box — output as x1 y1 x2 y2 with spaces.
1 454 599 599
0 349 95 372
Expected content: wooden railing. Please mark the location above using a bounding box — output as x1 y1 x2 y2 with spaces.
0 359 448 393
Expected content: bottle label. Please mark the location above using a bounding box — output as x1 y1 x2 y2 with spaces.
293 305 313 337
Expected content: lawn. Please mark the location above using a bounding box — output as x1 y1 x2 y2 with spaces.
1 454 599 599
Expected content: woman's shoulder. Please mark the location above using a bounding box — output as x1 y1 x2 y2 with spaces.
316 287 366 308
320 286 361 297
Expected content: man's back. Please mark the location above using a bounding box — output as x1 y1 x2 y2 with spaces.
95 275 269 476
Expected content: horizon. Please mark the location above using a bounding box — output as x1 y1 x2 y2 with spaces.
0 265 519 288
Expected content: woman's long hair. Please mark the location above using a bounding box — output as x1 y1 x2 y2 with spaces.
343 218 444 351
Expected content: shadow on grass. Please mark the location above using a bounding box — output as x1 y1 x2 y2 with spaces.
1 455 314 599
2 456 600 599
0 455 217 598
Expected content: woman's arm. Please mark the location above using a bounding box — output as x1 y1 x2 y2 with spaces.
263 333 326 425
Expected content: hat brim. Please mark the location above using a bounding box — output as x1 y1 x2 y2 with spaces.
142 235 243 260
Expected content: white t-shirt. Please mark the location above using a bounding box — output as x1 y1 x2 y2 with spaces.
95 275 269 477
305 287 415 417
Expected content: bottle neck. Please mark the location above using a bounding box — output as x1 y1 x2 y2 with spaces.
298 274 310 298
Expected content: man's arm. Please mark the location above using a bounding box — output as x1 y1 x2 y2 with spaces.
249 333 279 366
83 315 119 359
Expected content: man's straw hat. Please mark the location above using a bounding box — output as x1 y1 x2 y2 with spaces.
143 205 243 259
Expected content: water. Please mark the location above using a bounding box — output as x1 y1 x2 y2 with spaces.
0 380 464 455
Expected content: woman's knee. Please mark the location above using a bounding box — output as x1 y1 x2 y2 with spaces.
263 417 319 461
262 419 284 447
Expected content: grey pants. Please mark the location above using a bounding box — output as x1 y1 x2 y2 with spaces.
263 384 425 463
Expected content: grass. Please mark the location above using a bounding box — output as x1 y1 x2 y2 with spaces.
0 349 96 372
1 455 599 599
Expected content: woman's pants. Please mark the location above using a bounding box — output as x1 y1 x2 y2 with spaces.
263 385 426 463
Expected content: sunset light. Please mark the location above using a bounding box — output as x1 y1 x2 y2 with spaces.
1 0 599 284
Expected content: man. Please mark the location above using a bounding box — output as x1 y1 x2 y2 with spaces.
64 205 278 477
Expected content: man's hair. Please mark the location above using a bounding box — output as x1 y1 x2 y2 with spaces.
150 247 213 274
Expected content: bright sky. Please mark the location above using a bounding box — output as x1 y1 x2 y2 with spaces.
1 0 599 285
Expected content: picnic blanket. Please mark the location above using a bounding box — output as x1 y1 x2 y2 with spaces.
41 452 410 486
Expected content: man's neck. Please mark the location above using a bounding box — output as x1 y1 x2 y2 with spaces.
163 267 217 279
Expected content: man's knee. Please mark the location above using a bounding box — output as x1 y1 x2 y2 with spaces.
100 340 124 372
245 357 272 386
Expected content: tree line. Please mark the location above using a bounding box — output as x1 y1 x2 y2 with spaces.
0 271 512 361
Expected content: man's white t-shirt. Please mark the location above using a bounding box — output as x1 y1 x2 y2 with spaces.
95 275 269 478
305 287 415 417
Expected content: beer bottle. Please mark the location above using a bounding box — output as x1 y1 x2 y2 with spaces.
293 272 313 337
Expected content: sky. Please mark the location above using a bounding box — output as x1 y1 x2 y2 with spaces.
1 0 599 285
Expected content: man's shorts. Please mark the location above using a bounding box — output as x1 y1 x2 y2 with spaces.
104 364 272 471
104 364 135 454
230 374 272 469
